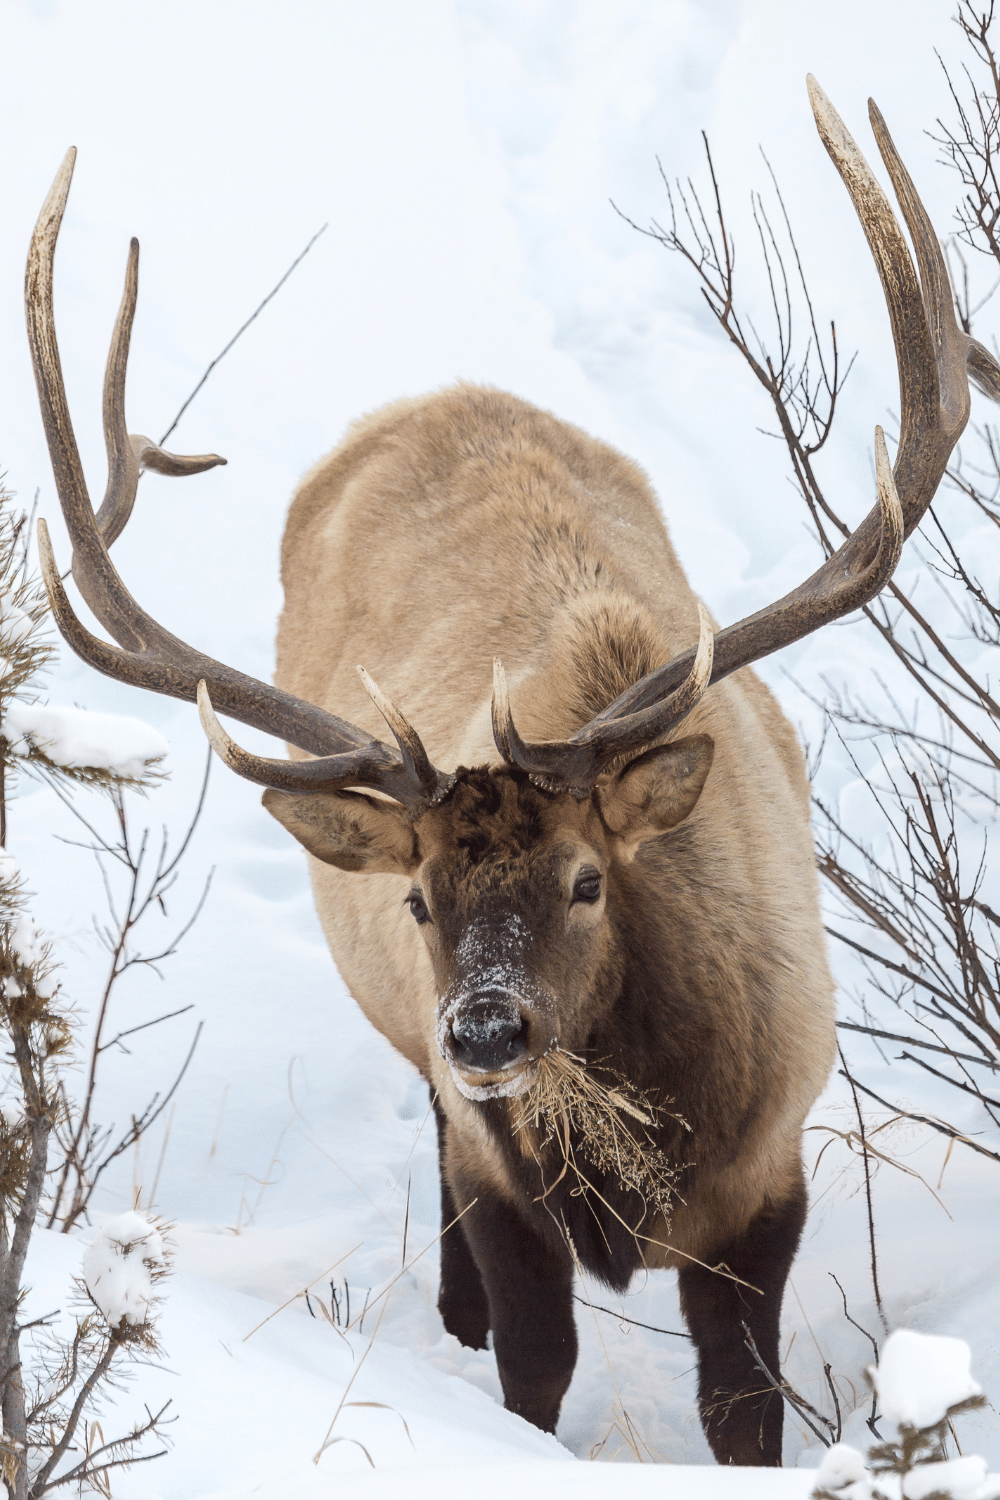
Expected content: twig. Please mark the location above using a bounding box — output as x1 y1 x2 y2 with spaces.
47 757 212 1231
33 1401 172 1496
570 1294 691 1339
838 1045 889 1336
823 1361 844 1444
741 1322 835 1448
840 1072 1000 1164
242 1244 362 1343
98 1005 195 1055
829 1272 884 1439
90 1022 204 1185
159 224 328 446
27 1333 120 1492
836 1019 998 1071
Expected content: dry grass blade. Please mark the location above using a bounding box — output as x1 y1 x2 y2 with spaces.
318 1435 374 1468
345 1402 414 1448
806 1120 954 1218
313 1198 478 1466
241 1243 361 1342
512 1049 689 1226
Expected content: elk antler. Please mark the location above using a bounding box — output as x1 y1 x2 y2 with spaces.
492 603 715 796
27 146 453 816
491 78 1000 794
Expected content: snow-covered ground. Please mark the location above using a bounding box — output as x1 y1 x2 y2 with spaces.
2 1 999 1495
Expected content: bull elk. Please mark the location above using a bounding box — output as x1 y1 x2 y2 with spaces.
25 79 999 1466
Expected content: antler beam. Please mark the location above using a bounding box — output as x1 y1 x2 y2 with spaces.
527 79 1000 760
27 147 452 815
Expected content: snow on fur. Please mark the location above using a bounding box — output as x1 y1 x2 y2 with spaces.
82 1212 165 1328
0 701 168 778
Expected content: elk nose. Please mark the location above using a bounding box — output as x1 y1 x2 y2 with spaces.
451 996 529 1073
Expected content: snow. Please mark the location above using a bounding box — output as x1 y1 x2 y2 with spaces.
9 913 45 969
0 1095 25 1129
0 1 998 1497
81 1211 166 1328
0 701 168 778
0 594 33 646
815 1443 871 1491
902 1457 998 1500
810 1449 1000 1499
874 1331 983 1431
6 911 57 998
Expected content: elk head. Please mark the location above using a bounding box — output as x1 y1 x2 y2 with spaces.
253 707 714 1099
25 83 1000 1099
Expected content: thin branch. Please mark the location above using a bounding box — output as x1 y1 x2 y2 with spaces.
740 1322 834 1448
97 1005 195 1055
838 1047 889 1335
836 1019 998 1070
159 226 328 445
571 1295 691 1339
840 1072 1000 1163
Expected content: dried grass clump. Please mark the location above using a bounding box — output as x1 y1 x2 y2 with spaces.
513 1048 690 1227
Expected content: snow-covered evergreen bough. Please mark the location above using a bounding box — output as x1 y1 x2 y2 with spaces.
25 79 1000 1466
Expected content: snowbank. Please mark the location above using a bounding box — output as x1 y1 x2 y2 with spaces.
20 1228 575 1499
902 1457 1000 1500
198 1458 820 1500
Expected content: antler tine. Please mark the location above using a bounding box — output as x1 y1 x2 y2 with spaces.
26 148 423 781
491 659 514 764
547 79 1000 737
866 97 971 494
870 425 904 585
196 683 436 811
25 152 227 651
356 667 453 805
493 605 714 796
94 234 225 557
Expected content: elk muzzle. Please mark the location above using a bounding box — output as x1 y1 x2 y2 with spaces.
451 992 529 1071
438 988 543 1098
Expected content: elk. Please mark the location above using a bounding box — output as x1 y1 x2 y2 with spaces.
25 79 1000 1466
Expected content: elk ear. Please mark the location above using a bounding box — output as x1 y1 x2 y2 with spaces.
599 735 714 849
261 788 419 874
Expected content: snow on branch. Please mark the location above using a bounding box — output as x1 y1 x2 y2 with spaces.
873 1330 982 1431
82 1212 167 1330
1 702 168 781
813 1330 999 1500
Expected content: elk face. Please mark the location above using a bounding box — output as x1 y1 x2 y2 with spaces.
411 770 615 1100
262 740 713 1100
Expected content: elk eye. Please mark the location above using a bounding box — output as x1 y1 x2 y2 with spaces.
572 872 602 905
407 891 431 925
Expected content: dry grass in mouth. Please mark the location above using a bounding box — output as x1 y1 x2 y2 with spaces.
512 1048 690 1228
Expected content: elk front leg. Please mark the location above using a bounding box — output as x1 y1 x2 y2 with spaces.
435 1100 490 1350
447 1157 577 1433
678 1168 807 1466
